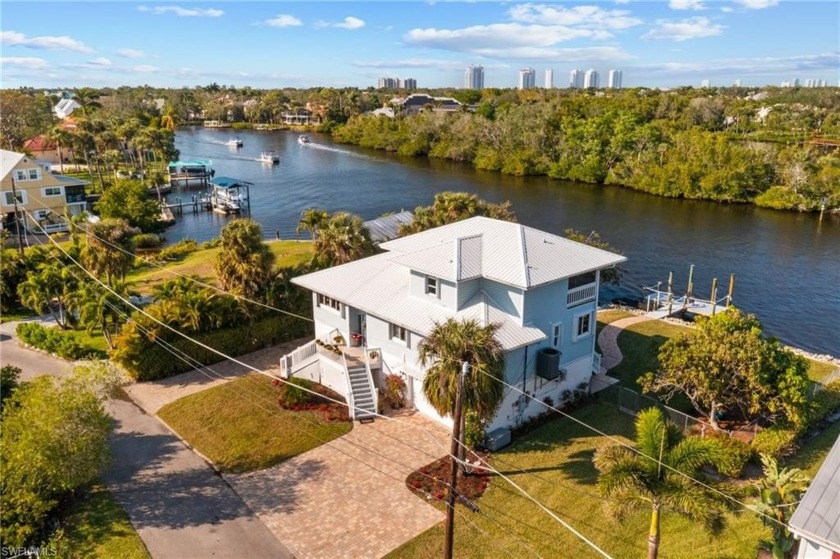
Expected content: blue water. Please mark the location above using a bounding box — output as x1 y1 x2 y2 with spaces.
167 127 840 356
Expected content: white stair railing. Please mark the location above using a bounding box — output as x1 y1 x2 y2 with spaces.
341 353 356 420
363 349 379 416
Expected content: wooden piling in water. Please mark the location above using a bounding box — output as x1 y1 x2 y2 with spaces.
726 274 735 307
711 278 718 316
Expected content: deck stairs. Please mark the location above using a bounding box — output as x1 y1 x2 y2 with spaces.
347 364 376 422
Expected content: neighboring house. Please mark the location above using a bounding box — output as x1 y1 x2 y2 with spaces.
54 98 81 119
282 216 626 430
386 94 462 116
0 149 88 233
22 135 68 167
281 108 314 125
789 435 840 559
362 211 414 243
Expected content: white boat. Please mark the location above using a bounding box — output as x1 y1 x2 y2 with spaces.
260 150 280 164
209 176 251 214
226 138 243 147
298 135 311 145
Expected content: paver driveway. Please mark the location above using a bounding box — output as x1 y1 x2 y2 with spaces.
228 410 450 559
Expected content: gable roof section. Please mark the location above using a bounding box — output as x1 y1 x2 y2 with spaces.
380 216 626 289
789 434 840 552
0 150 26 181
23 135 56 152
363 210 414 243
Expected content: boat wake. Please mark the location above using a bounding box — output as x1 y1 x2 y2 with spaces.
302 141 379 161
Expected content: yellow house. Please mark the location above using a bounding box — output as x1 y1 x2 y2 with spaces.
1 149 88 234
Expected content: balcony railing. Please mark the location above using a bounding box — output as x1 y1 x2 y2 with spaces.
567 283 597 307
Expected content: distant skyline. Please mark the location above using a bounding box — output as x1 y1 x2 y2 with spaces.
1 1 838 90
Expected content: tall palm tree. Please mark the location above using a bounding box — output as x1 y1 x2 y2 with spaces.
47 125 73 173
312 212 374 267
72 87 102 117
754 454 810 559
593 407 727 559
17 261 78 329
77 279 132 349
419 318 505 465
296 208 329 239
82 218 136 286
214 218 275 299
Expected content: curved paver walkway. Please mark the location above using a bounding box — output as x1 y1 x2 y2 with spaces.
597 315 653 373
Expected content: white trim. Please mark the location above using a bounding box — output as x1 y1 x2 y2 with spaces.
550 322 563 349
2 190 27 207
425 275 439 298
317 293 342 314
390 323 409 346
42 186 63 197
573 311 593 342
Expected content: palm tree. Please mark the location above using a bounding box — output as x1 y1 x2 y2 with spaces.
312 212 374 267
754 454 810 559
593 407 728 559
161 106 178 132
17 261 78 328
418 318 505 464
77 280 132 349
296 208 329 239
82 218 136 286
214 218 275 299
47 125 73 173
72 87 102 117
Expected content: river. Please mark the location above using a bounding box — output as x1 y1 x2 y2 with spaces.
168 127 840 356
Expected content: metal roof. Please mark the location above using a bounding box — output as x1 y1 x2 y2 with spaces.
168 159 213 168
363 211 414 243
292 252 545 351
380 216 626 289
789 434 840 552
0 150 26 181
209 176 253 188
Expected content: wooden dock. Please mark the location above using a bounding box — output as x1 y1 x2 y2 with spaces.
643 267 735 320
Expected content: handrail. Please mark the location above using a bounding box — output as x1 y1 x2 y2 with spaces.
364 349 378 415
567 282 597 307
341 353 356 420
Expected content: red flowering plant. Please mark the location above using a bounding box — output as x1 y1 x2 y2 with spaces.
405 451 492 504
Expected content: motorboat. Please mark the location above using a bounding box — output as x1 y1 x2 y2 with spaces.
298 135 311 145
259 150 280 164
226 137 243 147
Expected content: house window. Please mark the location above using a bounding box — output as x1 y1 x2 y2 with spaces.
43 187 62 197
28 168 41 180
425 276 438 297
551 323 563 348
390 323 408 344
317 293 341 313
2 191 26 206
35 210 50 220
575 312 593 340
14 168 40 181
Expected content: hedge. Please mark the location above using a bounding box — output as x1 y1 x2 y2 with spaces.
118 314 311 381
751 424 800 460
15 323 106 360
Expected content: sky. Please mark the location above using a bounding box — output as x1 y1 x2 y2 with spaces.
1 1 838 90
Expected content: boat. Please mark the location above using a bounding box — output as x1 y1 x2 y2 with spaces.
298 135 311 145
209 176 251 214
225 137 243 147
259 150 280 164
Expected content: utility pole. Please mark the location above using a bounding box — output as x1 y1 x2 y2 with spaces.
10 176 24 256
444 361 469 559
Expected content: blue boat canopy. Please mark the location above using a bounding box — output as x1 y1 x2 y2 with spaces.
168 159 213 168
210 176 253 188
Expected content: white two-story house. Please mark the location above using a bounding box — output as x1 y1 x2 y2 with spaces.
282 216 626 431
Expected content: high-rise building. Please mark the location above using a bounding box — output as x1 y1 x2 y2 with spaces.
400 78 417 90
583 69 599 89
518 67 536 89
377 77 398 89
701 79 711 88
569 69 583 89
464 65 484 89
733 79 742 87
544 68 554 89
607 70 622 89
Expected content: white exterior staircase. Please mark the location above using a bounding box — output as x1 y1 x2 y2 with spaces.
347 363 377 422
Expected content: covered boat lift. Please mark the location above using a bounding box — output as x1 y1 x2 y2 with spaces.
208 176 251 214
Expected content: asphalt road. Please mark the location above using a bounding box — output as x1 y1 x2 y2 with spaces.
1 320 295 559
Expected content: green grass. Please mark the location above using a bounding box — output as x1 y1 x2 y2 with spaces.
157 373 352 473
0 307 36 323
127 240 313 294
59 484 149 559
806 358 838 382
69 328 110 356
387 402 769 559
609 319 691 387
788 420 840 478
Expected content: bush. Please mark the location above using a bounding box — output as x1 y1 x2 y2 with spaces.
114 314 311 381
384 373 406 409
810 380 840 425
464 409 486 450
279 377 315 407
156 238 198 262
751 425 800 460
707 433 754 478
15 323 102 360
132 233 163 249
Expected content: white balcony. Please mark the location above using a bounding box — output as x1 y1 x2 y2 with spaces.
567 282 596 307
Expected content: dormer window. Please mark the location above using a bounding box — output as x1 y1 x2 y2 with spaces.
14 168 41 182
425 276 438 297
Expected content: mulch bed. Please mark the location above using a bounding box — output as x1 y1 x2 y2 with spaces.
274 379 351 422
406 451 492 504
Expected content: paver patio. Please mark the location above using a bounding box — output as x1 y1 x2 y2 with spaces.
227 410 450 559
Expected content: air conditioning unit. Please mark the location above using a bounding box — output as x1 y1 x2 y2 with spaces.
536 347 561 380
485 427 511 451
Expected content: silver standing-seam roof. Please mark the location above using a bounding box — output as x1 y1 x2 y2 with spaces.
293 216 625 350
789 435 840 553
362 211 414 243
0 150 26 180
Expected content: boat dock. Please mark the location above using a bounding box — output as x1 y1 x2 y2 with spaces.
643 266 735 319
168 159 214 188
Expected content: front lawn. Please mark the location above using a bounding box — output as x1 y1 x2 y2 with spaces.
58 484 149 559
157 373 352 473
387 402 769 559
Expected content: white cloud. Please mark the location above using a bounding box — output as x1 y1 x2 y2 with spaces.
472 45 634 61
265 14 302 27
736 0 779 9
132 64 160 73
635 51 839 76
669 0 706 10
87 57 113 67
0 57 48 70
351 58 474 70
642 17 724 41
137 6 223 17
0 30 92 53
317 16 366 29
507 4 642 29
117 48 145 59
405 23 611 52
720 6 734 12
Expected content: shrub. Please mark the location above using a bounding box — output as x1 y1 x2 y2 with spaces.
280 377 315 407
707 433 754 478
384 374 406 409
201 237 221 249
156 238 198 262
464 409 486 450
132 233 163 249
810 380 840 425
751 425 800 460
15 323 102 360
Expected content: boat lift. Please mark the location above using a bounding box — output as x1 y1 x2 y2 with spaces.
642 266 735 319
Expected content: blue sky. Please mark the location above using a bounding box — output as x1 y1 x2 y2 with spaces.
1 1 838 89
